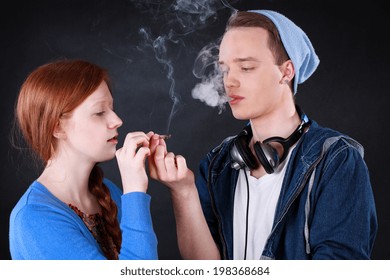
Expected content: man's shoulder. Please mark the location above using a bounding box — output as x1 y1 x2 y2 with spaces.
300 120 364 159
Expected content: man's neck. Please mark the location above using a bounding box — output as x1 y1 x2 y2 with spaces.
249 103 300 142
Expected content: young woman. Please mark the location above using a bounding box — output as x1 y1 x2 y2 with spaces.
9 59 158 259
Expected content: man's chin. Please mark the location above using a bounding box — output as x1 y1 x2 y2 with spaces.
231 111 249 121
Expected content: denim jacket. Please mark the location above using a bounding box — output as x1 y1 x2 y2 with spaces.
195 120 377 259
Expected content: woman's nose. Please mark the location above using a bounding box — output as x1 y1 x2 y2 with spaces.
109 111 123 129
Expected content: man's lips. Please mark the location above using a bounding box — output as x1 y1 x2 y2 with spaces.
228 95 244 104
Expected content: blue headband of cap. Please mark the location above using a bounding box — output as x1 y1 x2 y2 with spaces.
248 10 320 94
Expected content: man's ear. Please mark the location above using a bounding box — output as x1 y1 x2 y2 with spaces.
53 120 66 140
280 60 295 84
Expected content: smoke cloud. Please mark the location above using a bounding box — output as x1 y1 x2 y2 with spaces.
133 0 234 131
191 41 228 113
138 27 181 133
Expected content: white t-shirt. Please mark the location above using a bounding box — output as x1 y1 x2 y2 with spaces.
233 147 295 260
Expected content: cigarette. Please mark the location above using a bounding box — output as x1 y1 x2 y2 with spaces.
159 134 172 140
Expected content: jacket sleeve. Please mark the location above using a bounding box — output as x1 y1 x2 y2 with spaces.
308 141 378 259
195 154 224 254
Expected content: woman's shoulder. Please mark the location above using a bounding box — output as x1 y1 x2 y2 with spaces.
11 181 64 213
10 181 75 228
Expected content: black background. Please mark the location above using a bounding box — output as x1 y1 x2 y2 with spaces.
1 0 388 259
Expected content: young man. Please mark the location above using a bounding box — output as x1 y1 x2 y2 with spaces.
149 10 377 259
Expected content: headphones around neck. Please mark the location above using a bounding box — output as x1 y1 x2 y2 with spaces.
230 106 310 174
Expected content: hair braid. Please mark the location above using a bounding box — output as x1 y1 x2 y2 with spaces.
89 165 122 259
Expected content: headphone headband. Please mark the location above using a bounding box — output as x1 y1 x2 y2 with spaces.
230 105 310 173
263 106 310 162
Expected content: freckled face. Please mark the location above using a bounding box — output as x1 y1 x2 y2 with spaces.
219 27 285 120
59 81 123 163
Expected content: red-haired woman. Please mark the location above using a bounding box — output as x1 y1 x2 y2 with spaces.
9 59 158 260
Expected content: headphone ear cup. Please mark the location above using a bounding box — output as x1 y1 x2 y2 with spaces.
231 136 258 170
254 142 279 174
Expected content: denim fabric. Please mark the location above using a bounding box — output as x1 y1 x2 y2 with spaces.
195 120 377 259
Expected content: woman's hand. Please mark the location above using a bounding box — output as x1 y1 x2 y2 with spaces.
116 131 153 193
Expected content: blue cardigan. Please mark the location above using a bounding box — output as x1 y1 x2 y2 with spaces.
9 178 158 259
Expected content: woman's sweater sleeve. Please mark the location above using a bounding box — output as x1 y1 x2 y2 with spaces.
118 192 158 259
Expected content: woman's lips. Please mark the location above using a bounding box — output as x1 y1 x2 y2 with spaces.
107 135 118 144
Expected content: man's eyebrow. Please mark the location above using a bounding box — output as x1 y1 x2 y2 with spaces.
218 57 260 64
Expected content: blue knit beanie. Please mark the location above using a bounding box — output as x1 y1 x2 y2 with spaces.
249 10 320 94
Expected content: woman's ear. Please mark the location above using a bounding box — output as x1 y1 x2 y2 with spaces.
53 120 66 139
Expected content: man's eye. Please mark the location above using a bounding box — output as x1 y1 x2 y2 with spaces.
96 111 105 116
